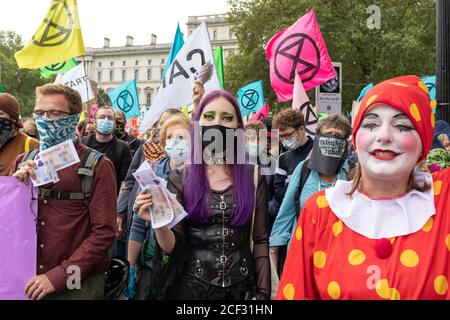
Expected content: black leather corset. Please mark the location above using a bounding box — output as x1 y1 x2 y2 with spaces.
183 187 254 287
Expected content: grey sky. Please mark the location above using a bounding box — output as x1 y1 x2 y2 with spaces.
0 0 229 48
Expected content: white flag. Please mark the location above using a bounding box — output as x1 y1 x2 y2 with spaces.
293 72 318 136
139 22 221 133
55 64 93 103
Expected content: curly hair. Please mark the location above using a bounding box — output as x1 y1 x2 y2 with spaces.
273 108 305 130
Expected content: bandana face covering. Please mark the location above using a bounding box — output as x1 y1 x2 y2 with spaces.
306 134 348 176
35 113 79 150
0 117 17 149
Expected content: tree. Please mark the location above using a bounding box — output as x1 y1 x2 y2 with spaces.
226 0 436 114
0 31 47 117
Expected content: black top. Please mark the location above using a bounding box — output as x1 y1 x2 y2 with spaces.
270 136 314 217
117 132 143 158
82 134 132 194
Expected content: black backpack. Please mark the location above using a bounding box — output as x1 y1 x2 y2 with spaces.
19 147 104 206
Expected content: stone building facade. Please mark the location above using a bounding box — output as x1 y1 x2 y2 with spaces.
83 14 238 113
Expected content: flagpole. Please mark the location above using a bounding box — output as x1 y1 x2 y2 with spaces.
81 56 91 121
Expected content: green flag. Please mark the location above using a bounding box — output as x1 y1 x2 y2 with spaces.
0 85 5 93
213 47 225 88
40 58 78 78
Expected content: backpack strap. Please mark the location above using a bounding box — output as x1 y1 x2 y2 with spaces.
77 148 104 206
293 159 312 219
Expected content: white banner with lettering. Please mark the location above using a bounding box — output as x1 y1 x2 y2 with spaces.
139 22 220 133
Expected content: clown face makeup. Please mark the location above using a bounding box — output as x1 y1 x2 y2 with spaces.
356 103 422 181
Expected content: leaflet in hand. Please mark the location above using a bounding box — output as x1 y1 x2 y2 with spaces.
133 161 187 229
31 157 59 187
37 139 80 171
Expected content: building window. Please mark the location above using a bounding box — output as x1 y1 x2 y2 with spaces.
146 93 151 106
122 70 126 81
135 60 139 66
98 62 102 67
98 71 102 82
134 69 139 80
110 70 114 82
213 30 218 40
161 58 165 65
147 69 152 80
148 59 152 65
123 61 126 66
110 61 114 67
229 31 234 39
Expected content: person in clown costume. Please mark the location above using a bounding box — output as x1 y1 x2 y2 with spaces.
276 75 450 300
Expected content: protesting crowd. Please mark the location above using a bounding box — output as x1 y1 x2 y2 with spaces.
1 0 450 302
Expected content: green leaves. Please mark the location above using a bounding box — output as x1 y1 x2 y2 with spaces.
226 0 436 114
0 31 47 117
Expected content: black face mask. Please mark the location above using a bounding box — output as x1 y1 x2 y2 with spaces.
114 121 125 137
306 134 348 176
0 118 17 149
201 124 239 157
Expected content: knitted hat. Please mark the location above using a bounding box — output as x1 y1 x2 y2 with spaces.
0 93 21 127
353 75 433 161
143 142 166 162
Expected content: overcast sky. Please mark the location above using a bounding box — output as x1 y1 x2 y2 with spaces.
0 0 229 48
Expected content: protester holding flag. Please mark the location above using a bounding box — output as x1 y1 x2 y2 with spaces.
135 90 270 300
0 93 39 176
12 84 116 300
269 114 353 271
277 75 450 300
114 110 143 158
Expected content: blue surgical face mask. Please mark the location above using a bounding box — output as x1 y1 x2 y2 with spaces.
165 139 189 164
281 137 301 150
96 119 115 135
35 113 79 150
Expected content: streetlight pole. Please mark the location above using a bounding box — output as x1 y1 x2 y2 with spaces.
436 0 450 122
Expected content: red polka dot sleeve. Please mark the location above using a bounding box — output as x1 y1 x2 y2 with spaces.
275 192 325 300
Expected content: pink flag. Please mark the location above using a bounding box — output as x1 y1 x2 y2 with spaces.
250 103 269 121
89 103 99 121
292 72 318 136
266 10 336 102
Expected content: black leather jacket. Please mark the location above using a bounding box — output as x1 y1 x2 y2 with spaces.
165 166 271 298
183 187 255 287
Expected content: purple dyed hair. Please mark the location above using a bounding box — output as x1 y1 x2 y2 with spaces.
184 90 255 226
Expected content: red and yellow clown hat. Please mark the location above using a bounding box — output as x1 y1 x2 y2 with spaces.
353 75 434 161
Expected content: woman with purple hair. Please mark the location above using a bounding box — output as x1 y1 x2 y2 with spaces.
135 90 270 300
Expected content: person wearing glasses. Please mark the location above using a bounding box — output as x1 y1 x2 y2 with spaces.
12 84 117 300
0 93 39 176
269 109 314 272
